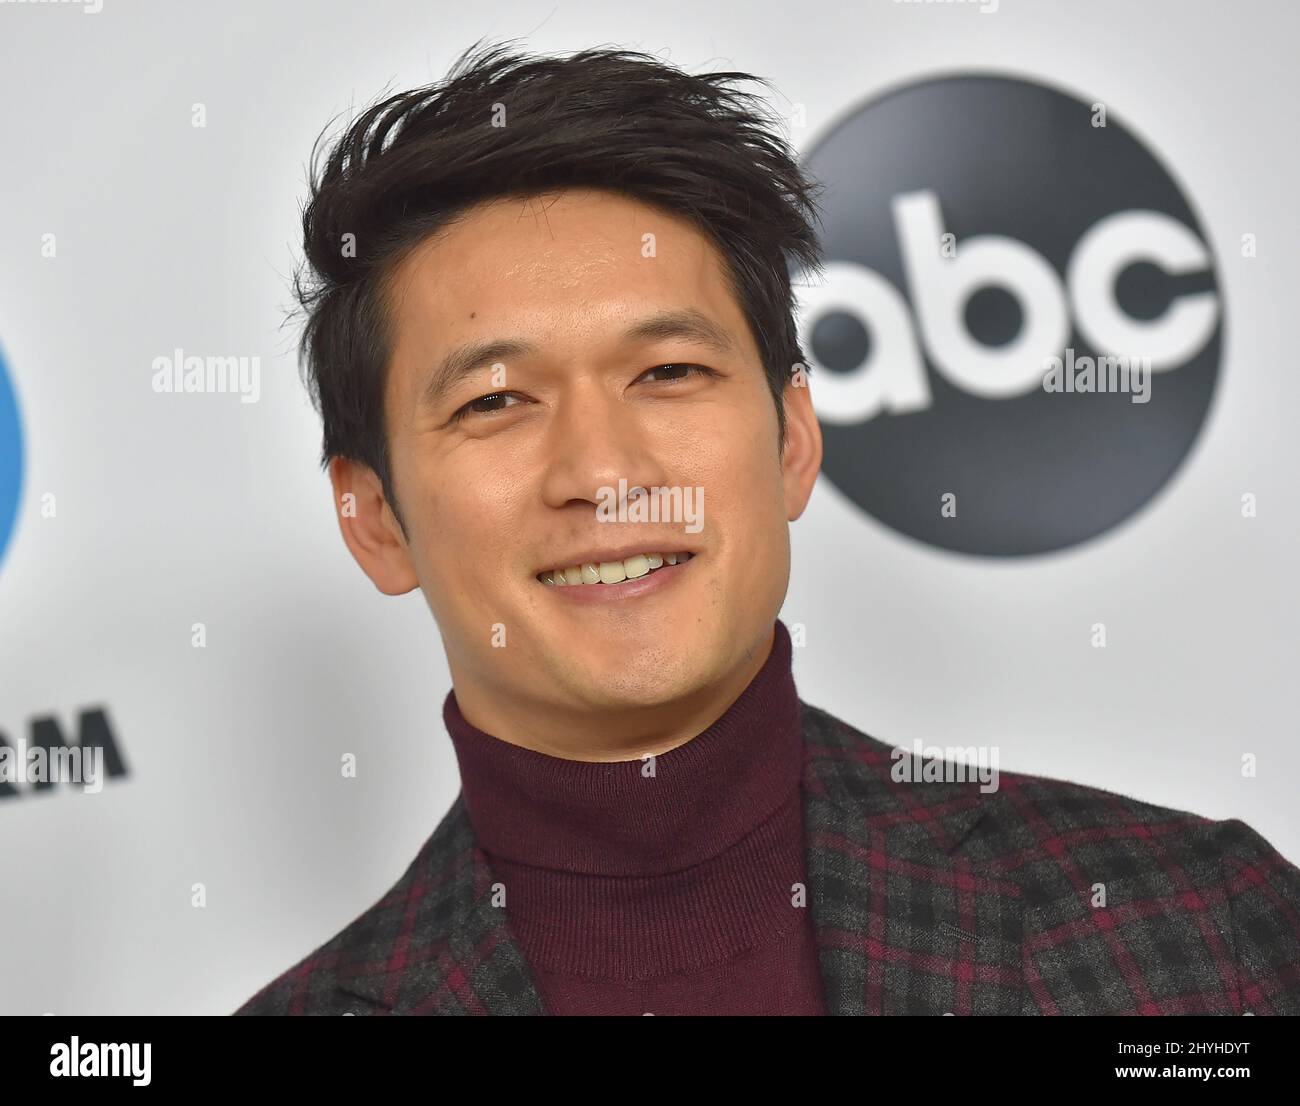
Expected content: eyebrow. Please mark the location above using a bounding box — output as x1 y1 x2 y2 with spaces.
420 308 736 409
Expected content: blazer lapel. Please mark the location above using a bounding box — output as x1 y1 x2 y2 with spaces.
333 796 545 1015
800 702 1026 1015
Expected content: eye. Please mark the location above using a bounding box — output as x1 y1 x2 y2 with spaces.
450 391 524 423
639 363 715 384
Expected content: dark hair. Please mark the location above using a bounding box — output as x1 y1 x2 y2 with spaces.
294 37 824 534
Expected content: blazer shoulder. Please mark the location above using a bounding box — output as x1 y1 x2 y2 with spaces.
796 697 1293 869
232 795 473 1016
232 912 359 1017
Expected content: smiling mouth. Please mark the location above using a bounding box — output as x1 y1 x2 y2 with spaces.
537 551 695 587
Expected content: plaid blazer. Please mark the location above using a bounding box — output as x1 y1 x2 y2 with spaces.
234 701 1300 1015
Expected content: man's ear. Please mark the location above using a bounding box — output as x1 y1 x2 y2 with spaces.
780 373 824 522
327 457 420 595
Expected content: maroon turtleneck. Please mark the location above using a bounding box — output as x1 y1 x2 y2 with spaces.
442 618 825 1016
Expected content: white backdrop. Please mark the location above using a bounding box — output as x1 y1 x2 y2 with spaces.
0 0 1296 1015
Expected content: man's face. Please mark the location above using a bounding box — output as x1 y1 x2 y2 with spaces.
335 187 821 750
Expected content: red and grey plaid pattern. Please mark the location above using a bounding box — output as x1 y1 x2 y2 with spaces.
235 702 1300 1015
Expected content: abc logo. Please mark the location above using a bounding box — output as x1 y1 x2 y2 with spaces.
0 344 23 569
796 75 1221 555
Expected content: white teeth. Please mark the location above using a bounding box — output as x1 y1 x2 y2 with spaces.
539 552 692 586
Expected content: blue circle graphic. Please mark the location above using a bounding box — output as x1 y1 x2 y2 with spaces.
0 344 24 569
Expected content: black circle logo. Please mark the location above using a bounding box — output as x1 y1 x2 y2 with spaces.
797 74 1222 556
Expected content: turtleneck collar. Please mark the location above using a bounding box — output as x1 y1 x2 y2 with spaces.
442 618 803 879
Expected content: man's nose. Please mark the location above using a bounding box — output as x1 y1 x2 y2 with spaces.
538 385 671 510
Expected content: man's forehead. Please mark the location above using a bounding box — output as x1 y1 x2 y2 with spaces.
394 189 723 290
382 190 746 396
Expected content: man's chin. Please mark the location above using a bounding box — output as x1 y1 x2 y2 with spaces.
542 642 711 714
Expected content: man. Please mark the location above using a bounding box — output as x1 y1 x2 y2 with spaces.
235 40 1300 1016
